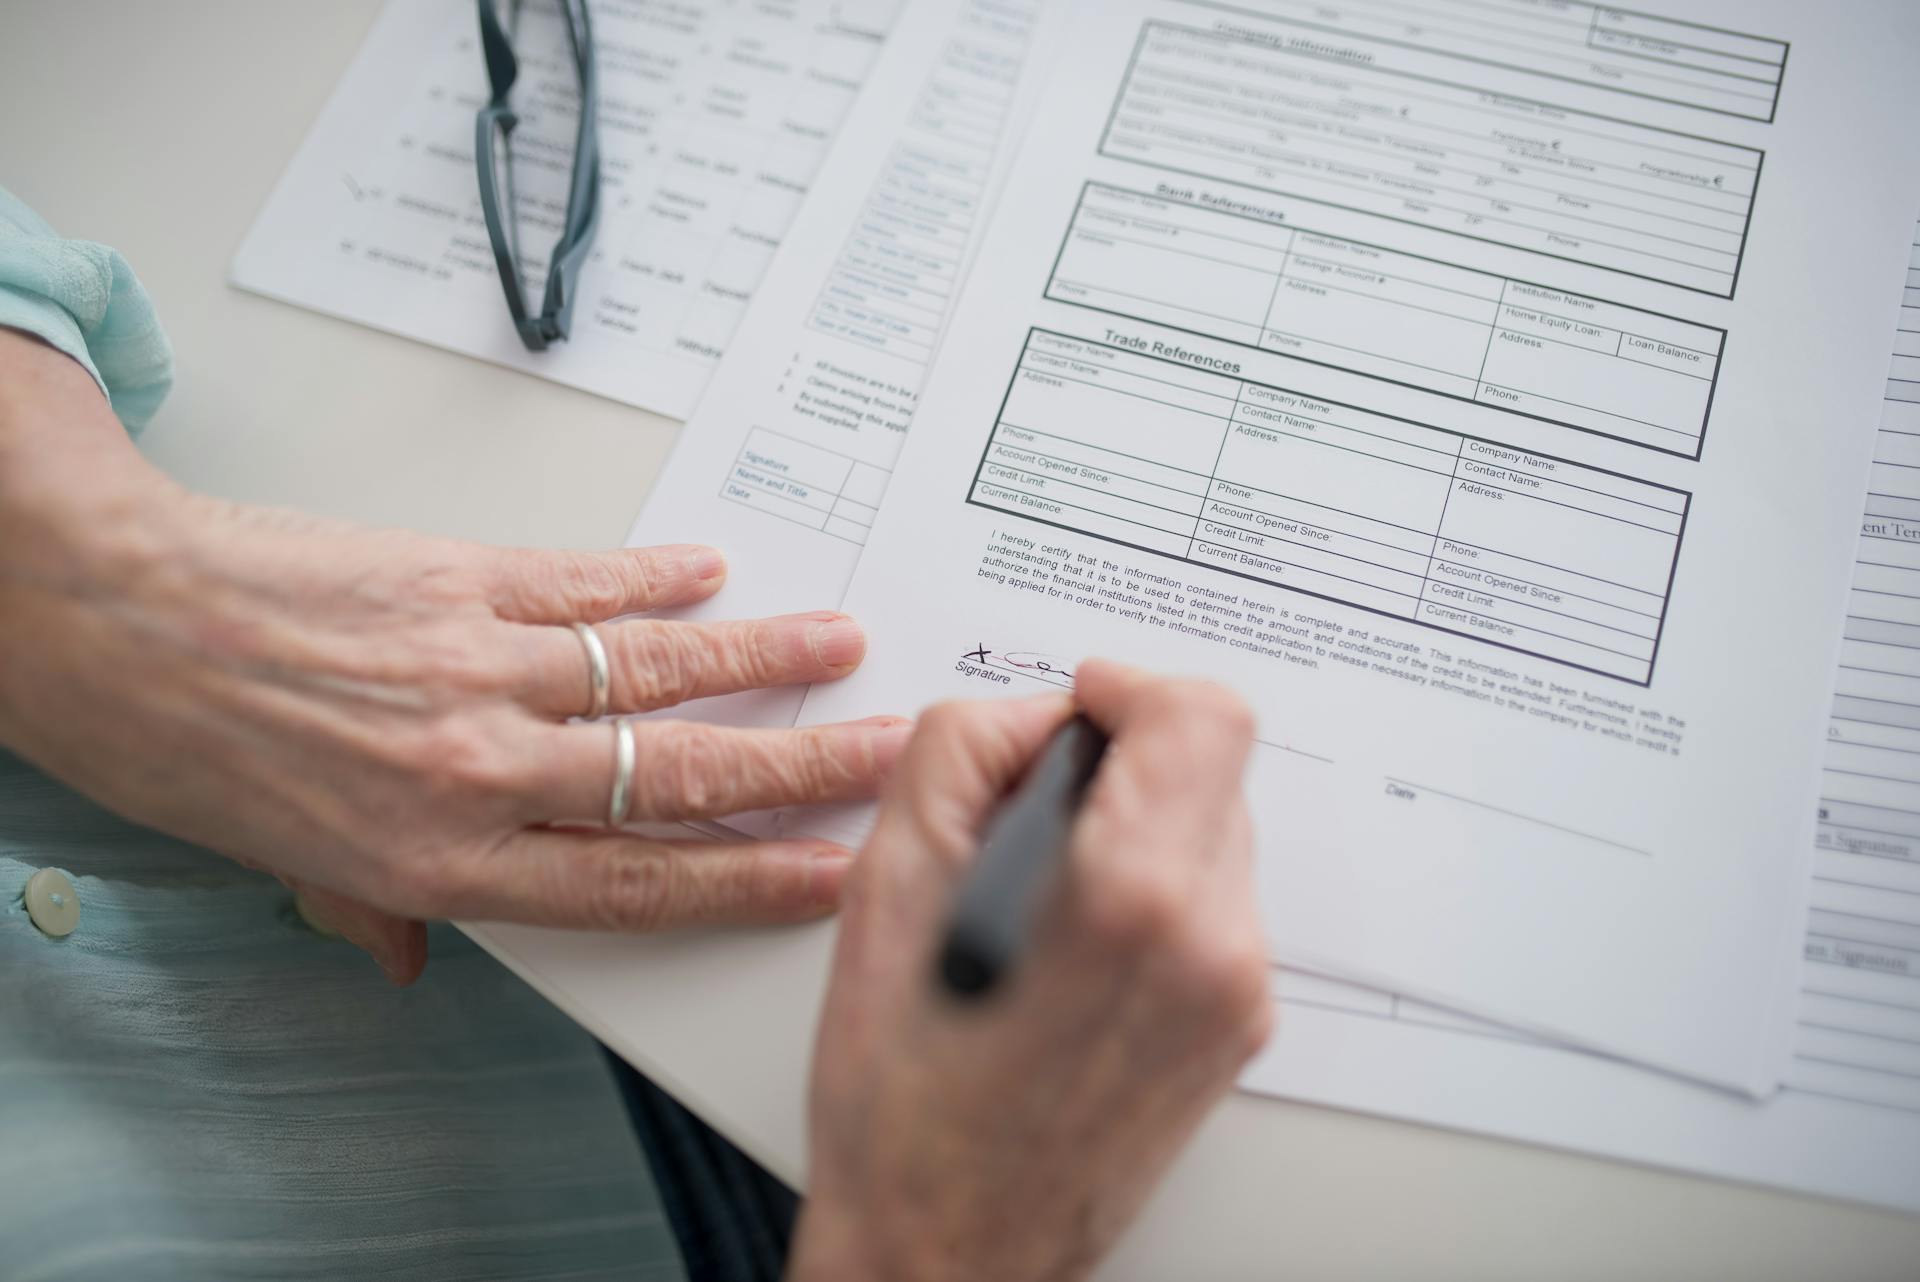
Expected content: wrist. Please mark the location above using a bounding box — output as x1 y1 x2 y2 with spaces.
788 1197 996 1282
787 1202 894 1282
0 328 179 575
788 1182 1101 1282
0 329 184 737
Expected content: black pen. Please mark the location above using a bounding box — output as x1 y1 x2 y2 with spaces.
937 714 1111 1000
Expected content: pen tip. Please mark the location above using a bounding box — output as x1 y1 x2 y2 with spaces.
938 940 998 999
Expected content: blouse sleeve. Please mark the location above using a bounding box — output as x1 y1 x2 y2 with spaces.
0 185 172 433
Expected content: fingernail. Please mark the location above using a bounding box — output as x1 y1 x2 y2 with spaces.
686 546 727 582
809 615 867 670
804 851 855 909
292 892 342 940
861 716 915 777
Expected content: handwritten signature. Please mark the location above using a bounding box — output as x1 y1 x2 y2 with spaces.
959 645 1077 687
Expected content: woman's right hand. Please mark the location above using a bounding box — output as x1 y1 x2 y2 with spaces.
0 327 911 982
791 661 1272 1282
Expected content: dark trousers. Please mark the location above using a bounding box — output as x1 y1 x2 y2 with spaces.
602 1048 800 1282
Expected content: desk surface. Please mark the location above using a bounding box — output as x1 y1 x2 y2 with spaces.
7 3 1919 1278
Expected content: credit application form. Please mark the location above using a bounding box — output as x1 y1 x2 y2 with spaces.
789 0 1920 1092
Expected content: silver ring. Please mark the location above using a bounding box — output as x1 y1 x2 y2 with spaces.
572 622 611 721
607 719 636 829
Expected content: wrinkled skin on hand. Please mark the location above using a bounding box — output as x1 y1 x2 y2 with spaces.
791 661 1273 1282
0 327 911 981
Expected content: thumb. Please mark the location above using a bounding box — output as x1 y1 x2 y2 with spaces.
291 881 430 986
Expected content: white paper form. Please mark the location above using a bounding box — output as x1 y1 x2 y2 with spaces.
625 0 1064 735
232 0 891 420
1245 233 1920 1213
791 0 1920 1092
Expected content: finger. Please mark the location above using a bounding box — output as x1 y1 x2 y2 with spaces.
290 881 429 986
1123 803 1275 1070
876 694 1075 875
1214 796 1258 883
512 611 866 717
440 830 855 930
1074 657 1254 832
484 543 727 624
1068 659 1254 885
523 716 916 824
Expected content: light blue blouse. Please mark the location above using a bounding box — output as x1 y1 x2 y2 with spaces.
0 187 171 432
0 188 684 1281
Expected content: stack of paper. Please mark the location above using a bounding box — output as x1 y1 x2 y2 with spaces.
628 0 1920 1212
236 0 1920 1217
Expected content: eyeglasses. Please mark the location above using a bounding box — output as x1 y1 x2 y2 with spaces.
474 0 601 352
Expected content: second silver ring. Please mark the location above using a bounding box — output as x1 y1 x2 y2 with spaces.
607 718 636 829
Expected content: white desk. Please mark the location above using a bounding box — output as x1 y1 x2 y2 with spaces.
7 3 1919 1277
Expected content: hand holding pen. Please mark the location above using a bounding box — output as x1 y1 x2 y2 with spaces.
790 660 1271 1282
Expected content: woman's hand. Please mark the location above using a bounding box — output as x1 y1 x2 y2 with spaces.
791 661 1272 1282
0 328 910 982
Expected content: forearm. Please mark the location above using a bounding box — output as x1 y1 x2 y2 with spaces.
0 326 177 741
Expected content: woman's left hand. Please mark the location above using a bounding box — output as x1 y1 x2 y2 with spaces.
0 327 910 982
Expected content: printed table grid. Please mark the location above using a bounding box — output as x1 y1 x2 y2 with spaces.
1047 183 1726 459
1101 20 1766 297
718 426 887 546
968 330 1689 684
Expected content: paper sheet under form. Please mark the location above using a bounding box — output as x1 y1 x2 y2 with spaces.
233 0 892 419
790 0 1920 1092
1247 229 1920 1212
627 0 1063 731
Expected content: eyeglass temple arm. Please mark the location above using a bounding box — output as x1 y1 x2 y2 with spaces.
540 0 601 338
476 0 519 102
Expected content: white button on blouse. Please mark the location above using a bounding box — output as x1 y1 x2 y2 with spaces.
24 868 80 937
